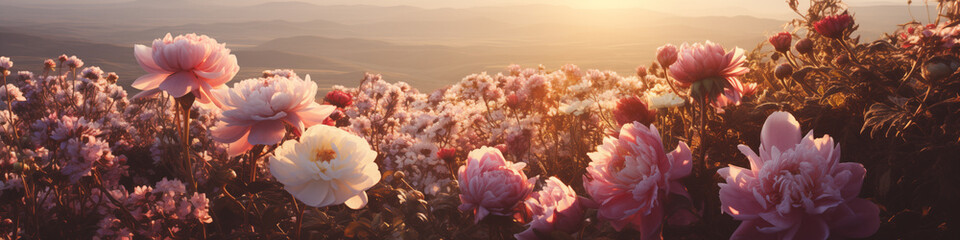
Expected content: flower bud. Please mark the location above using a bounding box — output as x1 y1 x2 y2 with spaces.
775 63 794 80
795 38 813 54
656 44 679 68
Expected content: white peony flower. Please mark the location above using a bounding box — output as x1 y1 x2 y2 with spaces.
269 125 381 209
645 91 685 109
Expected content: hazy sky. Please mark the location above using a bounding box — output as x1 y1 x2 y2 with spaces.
0 0 907 8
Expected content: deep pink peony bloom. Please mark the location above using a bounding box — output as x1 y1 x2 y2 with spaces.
814 14 854 39
210 74 335 157
668 41 751 110
458 147 536 223
612 96 657 127
583 122 693 237
324 90 353 108
656 44 679 68
718 112 880 240
768 32 793 53
132 33 239 106
515 177 597 240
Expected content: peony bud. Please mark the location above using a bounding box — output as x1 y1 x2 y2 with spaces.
656 44 679 68
795 38 813 54
775 63 794 80
437 148 456 163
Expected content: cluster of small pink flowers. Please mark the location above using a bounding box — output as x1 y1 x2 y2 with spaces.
94 178 213 239
899 22 960 52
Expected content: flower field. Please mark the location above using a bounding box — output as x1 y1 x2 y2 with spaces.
1 0 959 239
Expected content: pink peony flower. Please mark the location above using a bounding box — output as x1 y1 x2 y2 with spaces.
515 177 596 240
612 96 658 127
324 90 353 108
583 122 693 237
210 74 335 157
132 33 239 106
814 14 854 39
718 112 880 239
656 44 679 68
668 41 751 110
768 32 793 53
458 146 536 223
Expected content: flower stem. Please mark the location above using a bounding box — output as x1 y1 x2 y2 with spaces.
293 198 304 240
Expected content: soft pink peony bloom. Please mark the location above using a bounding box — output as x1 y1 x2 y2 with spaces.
718 112 880 240
814 14 855 39
210 74 335 157
668 41 751 110
656 44 679 68
612 96 658 127
583 122 693 237
458 147 536 223
515 177 596 240
768 32 793 53
132 33 239 106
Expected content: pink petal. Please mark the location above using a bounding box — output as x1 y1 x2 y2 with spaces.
158 71 198 98
297 104 336 127
247 120 286 146
667 141 693 179
226 132 253 157
134 44 165 73
760 111 802 153
834 162 866 200
718 183 763 220
827 198 880 238
731 220 778 240
131 73 169 90
211 123 249 143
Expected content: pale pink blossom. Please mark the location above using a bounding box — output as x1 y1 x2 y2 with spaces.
132 33 239 106
668 41 751 110
210 74 334 156
718 112 879 239
515 177 596 240
0 57 12 70
458 146 536 223
583 122 692 237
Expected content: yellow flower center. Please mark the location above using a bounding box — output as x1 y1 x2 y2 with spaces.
313 147 337 163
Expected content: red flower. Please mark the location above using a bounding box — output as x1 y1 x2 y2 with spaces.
814 14 854 39
437 148 457 163
768 32 793 53
324 90 353 108
612 96 657 126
